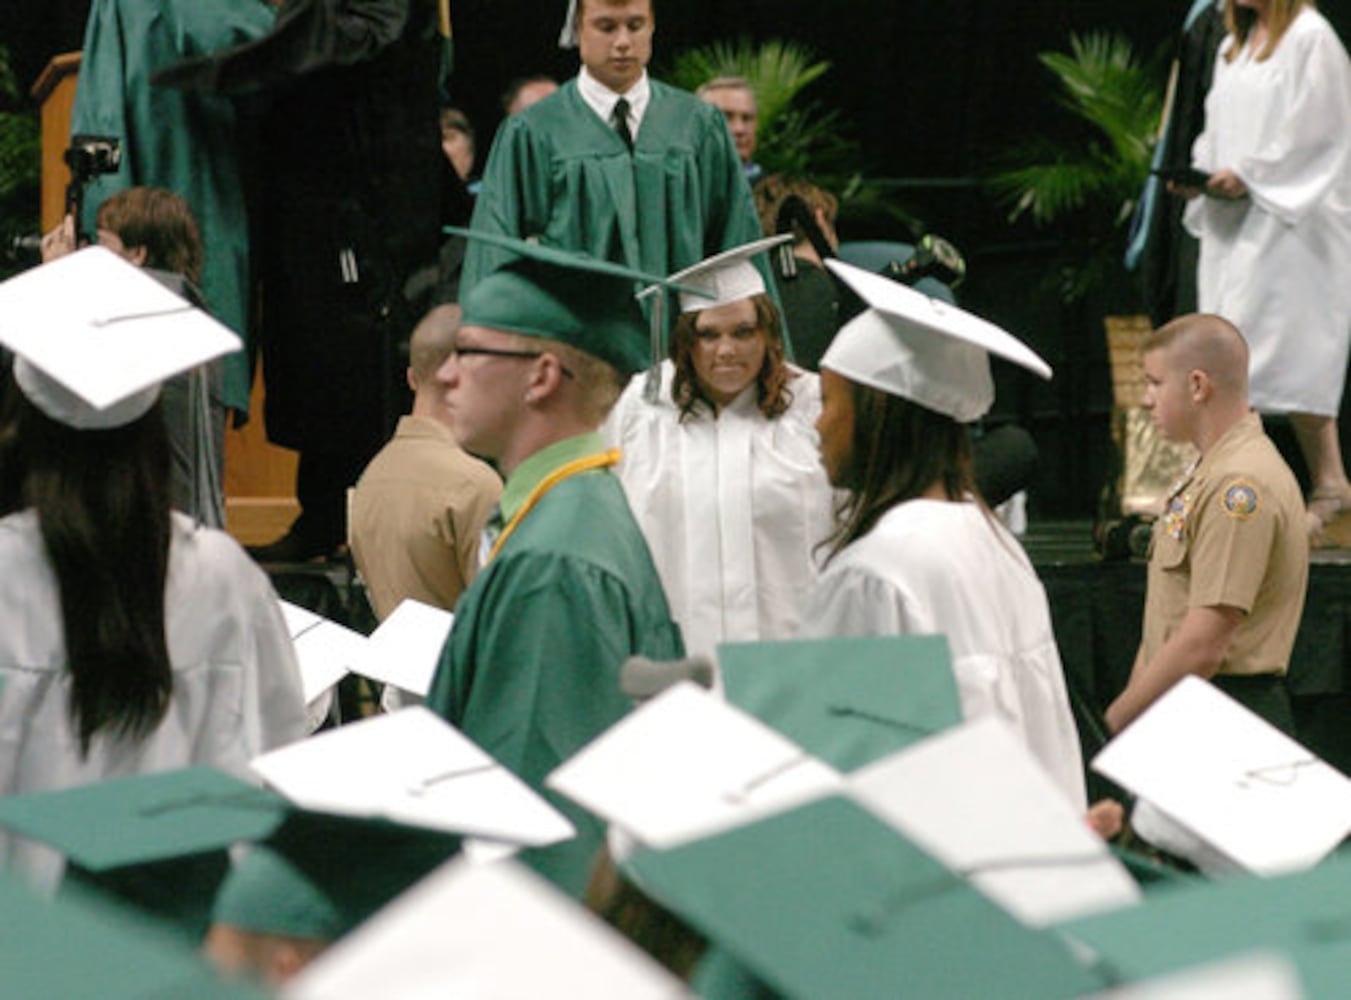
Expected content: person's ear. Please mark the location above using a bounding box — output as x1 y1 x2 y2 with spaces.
406 367 418 393
525 354 564 404
126 245 149 268
1189 368 1211 402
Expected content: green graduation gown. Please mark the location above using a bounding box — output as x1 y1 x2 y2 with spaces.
426 436 684 898
461 77 767 296
71 0 276 414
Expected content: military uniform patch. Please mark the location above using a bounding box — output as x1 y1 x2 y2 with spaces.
1162 493 1191 540
1223 481 1259 519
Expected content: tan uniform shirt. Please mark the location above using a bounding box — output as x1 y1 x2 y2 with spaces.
350 416 502 620
1141 412 1308 676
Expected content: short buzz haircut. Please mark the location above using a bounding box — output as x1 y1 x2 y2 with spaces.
409 305 463 384
1144 313 1249 394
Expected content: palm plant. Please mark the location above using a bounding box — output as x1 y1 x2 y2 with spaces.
0 45 41 278
988 32 1166 301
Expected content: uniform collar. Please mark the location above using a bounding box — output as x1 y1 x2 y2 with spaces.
499 431 607 520
577 67 650 130
396 414 458 444
1196 410 1264 480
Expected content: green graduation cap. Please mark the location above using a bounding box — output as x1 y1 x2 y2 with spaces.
211 811 461 941
445 226 683 377
627 795 1104 999
0 767 288 941
0 766 460 944
718 635 962 773
0 766 287 872
0 867 266 1000
1058 852 1351 988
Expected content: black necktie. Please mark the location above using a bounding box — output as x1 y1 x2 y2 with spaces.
612 97 634 151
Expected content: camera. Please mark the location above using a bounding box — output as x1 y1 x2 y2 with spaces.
64 135 122 185
882 233 967 290
7 136 123 266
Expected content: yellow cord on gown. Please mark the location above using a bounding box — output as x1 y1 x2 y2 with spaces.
487 448 621 563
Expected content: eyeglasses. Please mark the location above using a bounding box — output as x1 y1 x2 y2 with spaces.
449 342 575 379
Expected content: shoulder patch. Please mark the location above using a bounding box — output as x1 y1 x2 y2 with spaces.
1222 480 1259 519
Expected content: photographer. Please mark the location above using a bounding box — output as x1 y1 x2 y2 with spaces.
39 187 231 527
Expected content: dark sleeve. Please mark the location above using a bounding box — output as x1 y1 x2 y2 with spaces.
152 0 411 94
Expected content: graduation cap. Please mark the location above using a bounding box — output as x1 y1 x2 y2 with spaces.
285 858 690 999
1058 851 1351 992
849 718 1139 928
0 767 288 941
0 766 459 945
657 235 792 315
280 599 453 705
821 257 1051 422
626 796 1104 999
0 246 240 429
633 235 791 400
250 706 575 848
357 598 454 698
211 811 461 942
446 226 683 377
1078 952 1305 1000
718 635 962 773
279 600 363 705
0 866 267 1000
1092 676 1351 876
545 682 842 851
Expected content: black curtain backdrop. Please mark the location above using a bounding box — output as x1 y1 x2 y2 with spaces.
12 0 1351 516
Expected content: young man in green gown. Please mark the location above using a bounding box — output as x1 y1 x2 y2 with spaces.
425 236 685 899
461 0 767 297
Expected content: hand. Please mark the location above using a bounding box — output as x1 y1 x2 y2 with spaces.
1165 180 1202 200
1085 799 1125 841
40 214 77 263
1206 168 1248 200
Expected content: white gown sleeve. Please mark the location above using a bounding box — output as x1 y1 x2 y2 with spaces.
797 565 910 639
1237 21 1351 222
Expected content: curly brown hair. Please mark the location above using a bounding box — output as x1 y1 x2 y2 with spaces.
669 293 792 421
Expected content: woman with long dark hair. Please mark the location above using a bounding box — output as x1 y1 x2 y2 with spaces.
606 239 835 660
0 249 307 885
799 261 1086 809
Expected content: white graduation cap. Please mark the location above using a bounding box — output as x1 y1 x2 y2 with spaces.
251 707 575 849
1092 676 1351 877
279 600 363 705
849 718 1139 928
654 234 792 314
356 599 454 699
283 858 691 1000
821 257 1051 423
0 246 241 429
546 682 842 851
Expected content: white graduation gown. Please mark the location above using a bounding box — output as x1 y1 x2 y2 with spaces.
0 510 308 884
798 499 1087 810
1186 7 1351 416
605 362 837 660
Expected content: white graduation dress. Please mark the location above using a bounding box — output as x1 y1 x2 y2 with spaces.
798 499 1088 810
1186 7 1351 417
605 361 838 661
0 510 308 885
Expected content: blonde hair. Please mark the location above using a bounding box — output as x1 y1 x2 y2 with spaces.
533 337 625 424
1224 0 1312 62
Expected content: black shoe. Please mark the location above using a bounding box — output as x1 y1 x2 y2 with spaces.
246 527 346 565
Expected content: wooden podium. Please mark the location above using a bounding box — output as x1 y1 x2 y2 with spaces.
32 53 299 546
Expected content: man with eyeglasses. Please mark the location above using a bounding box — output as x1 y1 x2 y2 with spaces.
425 233 684 899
